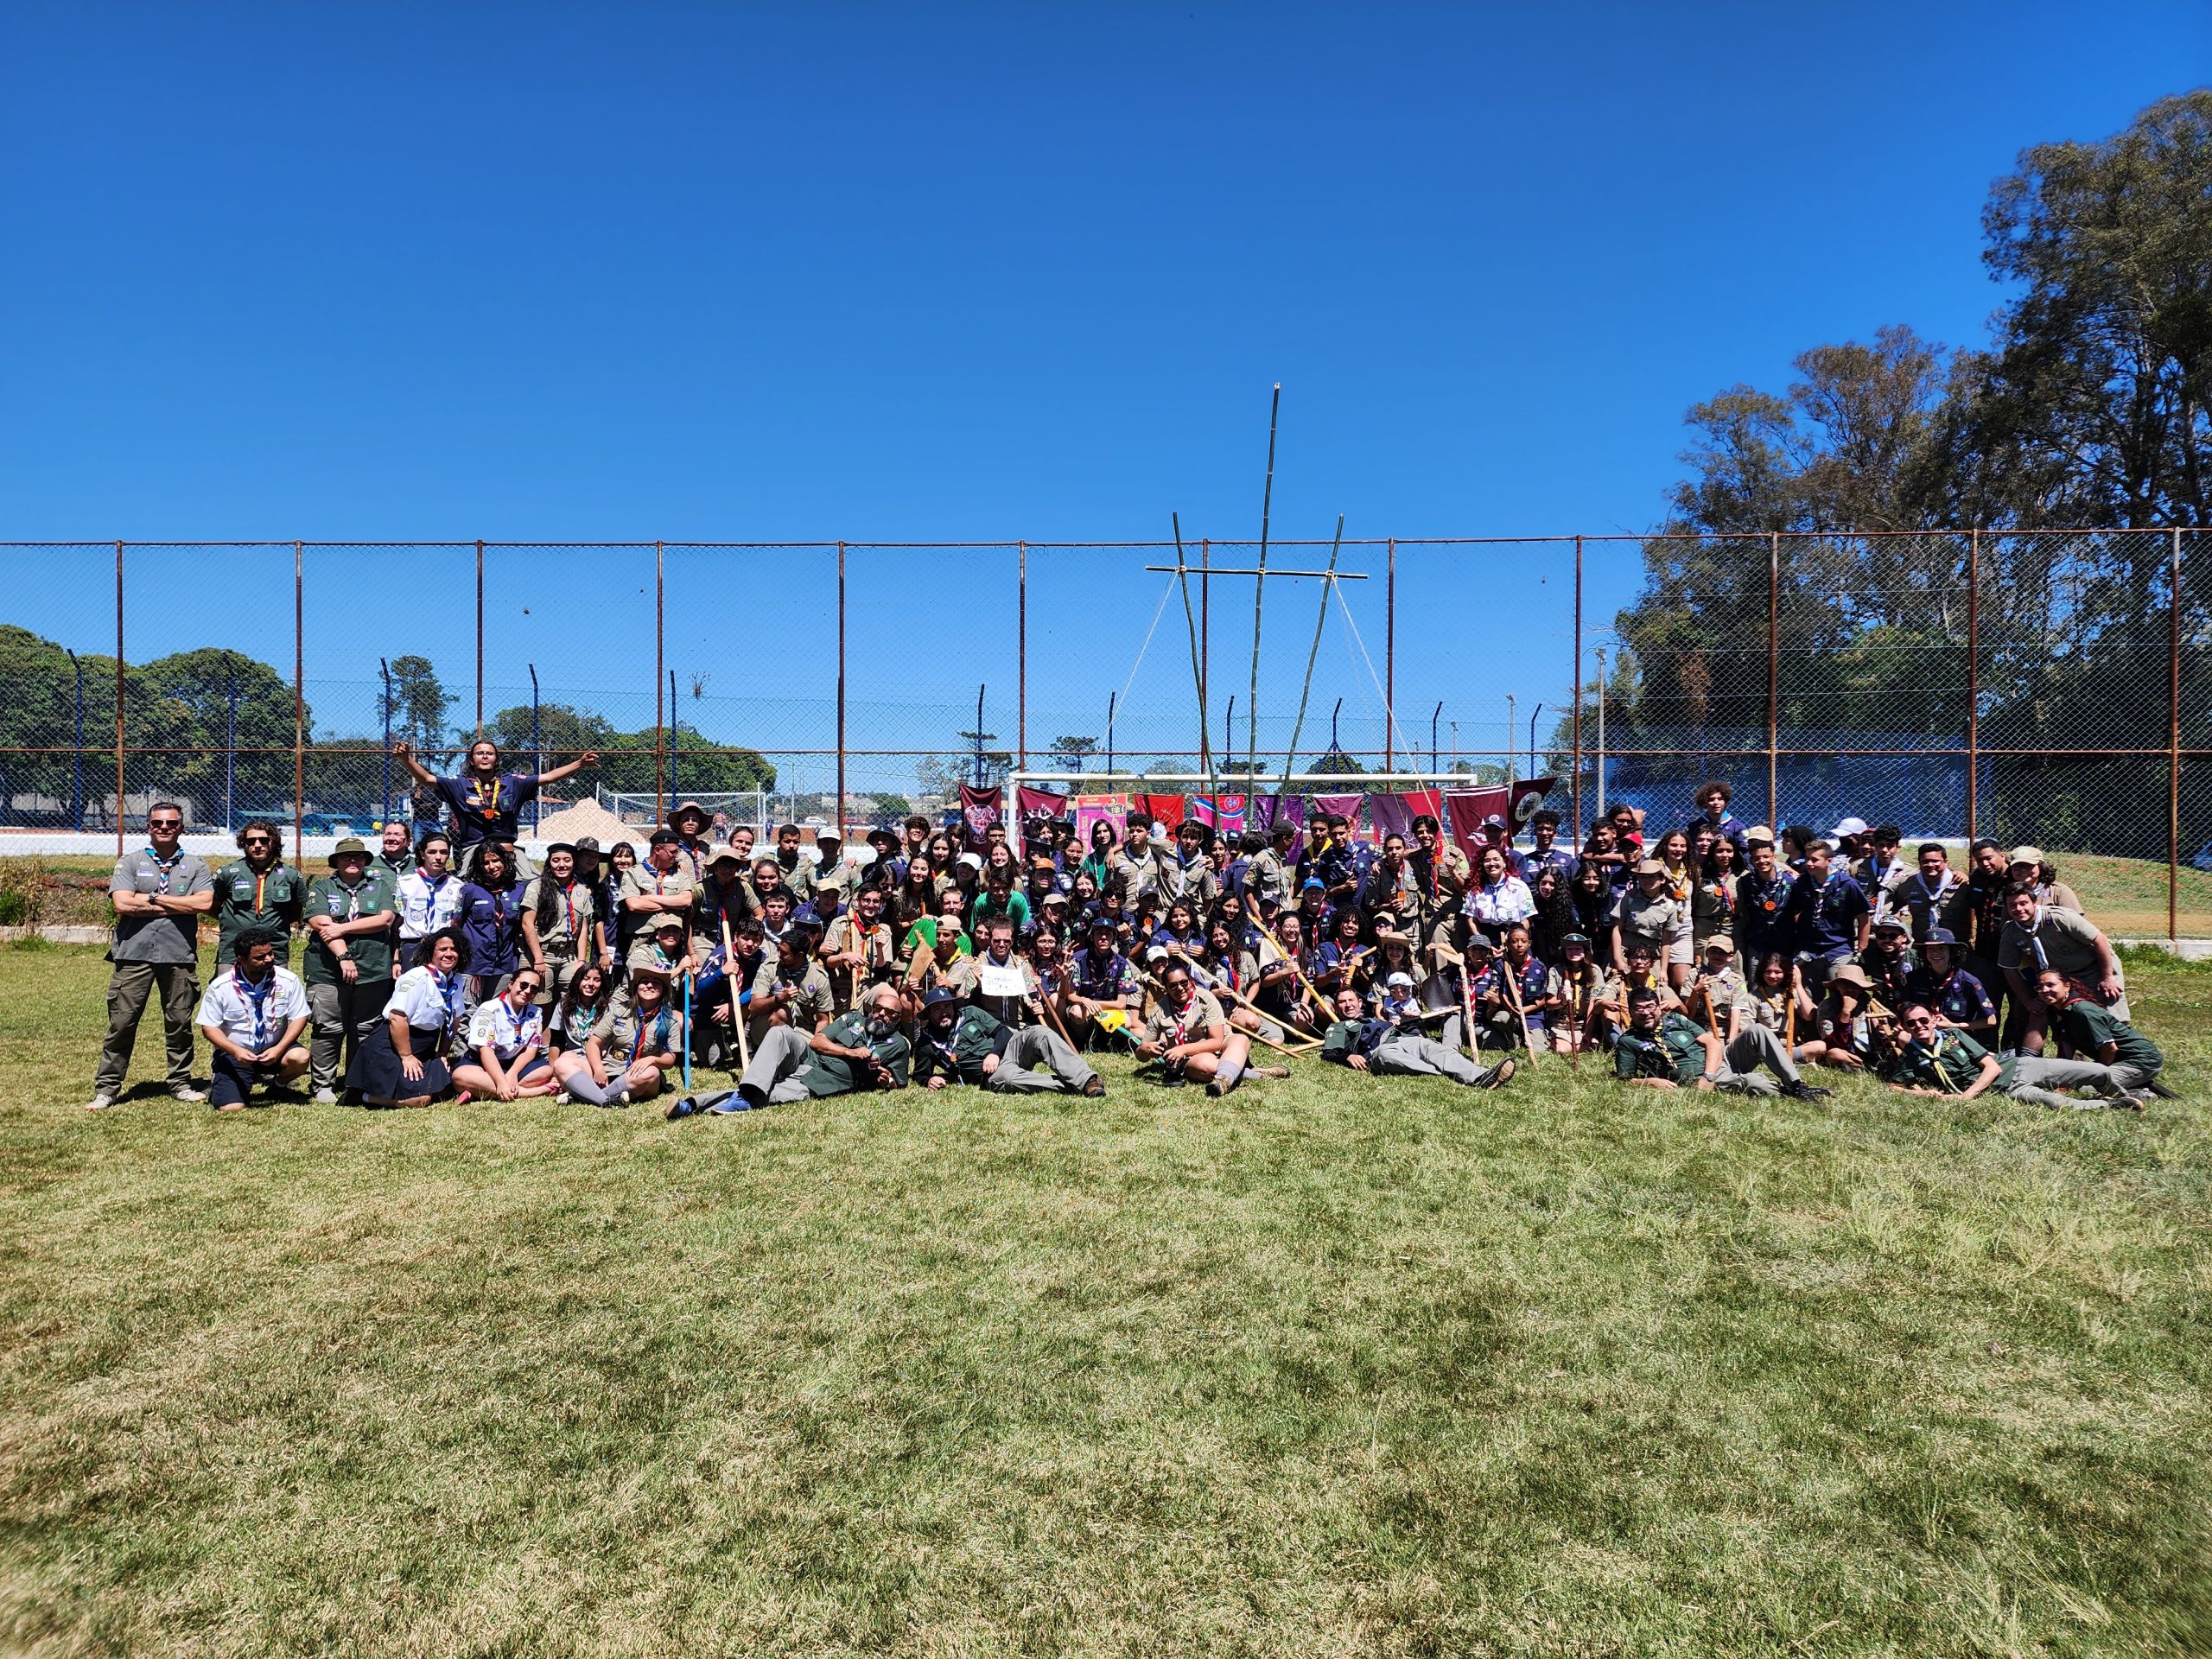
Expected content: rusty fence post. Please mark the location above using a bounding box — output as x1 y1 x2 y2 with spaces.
1572 534 1584 836
1767 531 1781 829
294 542 306 853
2172 525 2183 948
654 540 666 823
1384 538 1395 771
1966 529 1980 842
837 540 849 840
474 538 485 739
114 539 125 854
1017 541 1027 775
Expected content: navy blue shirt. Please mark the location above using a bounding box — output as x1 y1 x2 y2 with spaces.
1904 964 1996 1028
1784 871 1869 959
1734 868 1797 957
432 770 541 851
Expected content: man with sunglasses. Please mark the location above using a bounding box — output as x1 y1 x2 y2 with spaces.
90 802 213 1110
210 818 307 966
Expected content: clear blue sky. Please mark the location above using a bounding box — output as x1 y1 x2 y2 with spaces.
4 3 2203 795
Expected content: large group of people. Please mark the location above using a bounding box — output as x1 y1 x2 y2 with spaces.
86 747 2172 1118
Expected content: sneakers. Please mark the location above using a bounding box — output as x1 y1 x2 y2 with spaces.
1476 1057 1517 1090
1205 1068 1243 1098
1782 1079 1834 1101
311 1088 340 1105
735 1082 768 1111
85 1093 117 1112
664 1096 700 1121
169 1084 207 1103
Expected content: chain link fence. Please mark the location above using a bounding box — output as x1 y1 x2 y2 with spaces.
3 530 2206 933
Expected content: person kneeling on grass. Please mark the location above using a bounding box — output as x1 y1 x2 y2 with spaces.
2034 969 2175 1100
194 926 311 1111
347 927 471 1109
677 982 912 1116
1878 1000 2144 1110
1133 959 1288 1097
1319 986 1516 1090
1614 985 1832 1099
908 986 1106 1096
563 966 686 1109
452 965 560 1103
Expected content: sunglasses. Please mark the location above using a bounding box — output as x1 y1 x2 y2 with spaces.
149 820 182 830
242 836 273 846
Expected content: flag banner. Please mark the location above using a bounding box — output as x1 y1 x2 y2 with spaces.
1311 792 1366 838
1248 793 1308 861
958 785 1003 850
1016 785 1071 821
1072 793 1131 845
1138 794 1185 831
1186 794 1248 835
1442 779 1556 862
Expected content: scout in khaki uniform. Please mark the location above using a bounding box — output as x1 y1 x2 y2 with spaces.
1134 957 1286 1097
89 802 213 1109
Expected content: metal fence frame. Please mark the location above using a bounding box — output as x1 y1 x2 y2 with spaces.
5 528 2203 938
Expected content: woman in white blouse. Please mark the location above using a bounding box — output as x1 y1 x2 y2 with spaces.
1465 845 1536 944
346 927 471 1108
452 965 558 1102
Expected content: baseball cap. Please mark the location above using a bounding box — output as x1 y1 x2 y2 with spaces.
817 829 842 844
1923 925 1960 946
573 836 602 855
1385 971 1414 989
1702 933 1734 954
1872 915 1909 933
1301 876 1325 892
1830 817 1870 839
2007 845 2044 868
1744 823 1776 846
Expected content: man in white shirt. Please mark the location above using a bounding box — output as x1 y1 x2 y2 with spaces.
194 927 311 1111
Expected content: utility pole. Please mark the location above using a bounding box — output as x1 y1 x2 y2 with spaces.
1595 646 1609 818
1505 695 1516 791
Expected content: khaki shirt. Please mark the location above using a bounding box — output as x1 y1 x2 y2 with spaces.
1142 988 1226 1047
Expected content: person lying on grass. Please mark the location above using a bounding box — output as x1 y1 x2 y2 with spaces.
1877 999 2145 1110
908 986 1104 1096
2032 968 2174 1100
1319 986 1516 1090
1613 985 1832 1099
194 926 311 1111
1134 958 1287 1098
680 981 912 1115
452 965 560 1103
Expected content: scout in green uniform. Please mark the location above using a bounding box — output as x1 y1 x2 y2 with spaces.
302 836 400 1102
210 818 308 964
372 819 416 889
1613 986 1828 1097
699 982 912 1112
1882 1001 2141 1110
909 986 1104 1095
2036 968 2172 1097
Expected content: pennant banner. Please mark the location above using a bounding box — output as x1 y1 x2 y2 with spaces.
957 785 1003 850
1442 779 1556 863
1016 785 1071 822
1186 794 1248 836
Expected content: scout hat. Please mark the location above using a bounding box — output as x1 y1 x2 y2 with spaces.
1560 931 1590 950
1923 925 1960 947
330 836 369 862
923 986 960 1010
671 800 709 826
1829 963 1874 991
1637 856 1666 875
866 826 899 849
2007 845 2044 868
706 842 741 867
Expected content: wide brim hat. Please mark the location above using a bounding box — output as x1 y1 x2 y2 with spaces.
330 836 370 861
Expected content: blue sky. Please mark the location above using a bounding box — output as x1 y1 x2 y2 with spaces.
4 3 2204 793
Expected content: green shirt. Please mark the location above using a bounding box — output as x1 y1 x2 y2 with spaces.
1880 1027 1990 1093
211 858 308 961
1614 1012 1705 1084
795 1009 912 1097
912 1005 1007 1085
302 870 398 985
2058 1001 2160 1073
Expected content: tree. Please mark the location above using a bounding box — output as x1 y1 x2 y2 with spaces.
1048 734 1099 774
867 792 912 819
385 656 455 762
954 726 1012 790
140 647 304 807
1308 749 1368 778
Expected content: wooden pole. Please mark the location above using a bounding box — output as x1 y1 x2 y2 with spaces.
1384 537 1395 770
1572 534 1584 836
1249 383 1280 779
1017 541 1027 775
654 541 666 823
474 539 486 738
1767 531 1781 829
1966 529 1980 842
2171 526 2183 948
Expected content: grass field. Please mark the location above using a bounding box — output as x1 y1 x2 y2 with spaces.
3 943 2209 1656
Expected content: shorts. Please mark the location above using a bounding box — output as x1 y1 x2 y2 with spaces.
210 1050 288 1108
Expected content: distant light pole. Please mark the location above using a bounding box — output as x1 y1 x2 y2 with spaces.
1106 692 1117 779
224 659 239 832
378 658 394 826
1430 701 1442 777
65 648 86 831
528 664 542 833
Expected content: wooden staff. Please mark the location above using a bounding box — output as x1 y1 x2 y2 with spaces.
1257 921 1332 1020
1163 946 1319 1052
1500 953 1541 1065
721 912 751 1071
1784 963 1799 1055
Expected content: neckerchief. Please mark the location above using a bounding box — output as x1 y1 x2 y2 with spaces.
1157 994 1202 1049
429 969 463 1042
329 875 367 922
490 991 539 1053
235 969 276 1050
412 871 451 931
628 1003 673 1066
144 847 185 893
